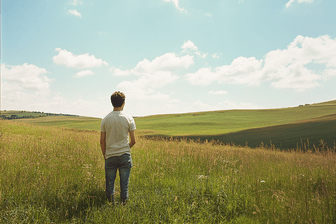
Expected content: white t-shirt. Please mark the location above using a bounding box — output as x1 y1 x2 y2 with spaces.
100 111 136 159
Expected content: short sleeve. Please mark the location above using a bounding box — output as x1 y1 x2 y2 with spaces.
100 119 106 132
129 117 136 131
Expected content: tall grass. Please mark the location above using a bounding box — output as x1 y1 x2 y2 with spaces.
1 120 335 223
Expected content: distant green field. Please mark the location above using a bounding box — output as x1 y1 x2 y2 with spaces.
5 100 336 150
1 110 48 119
15 116 102 131
136 101 336 135
135 100 336 150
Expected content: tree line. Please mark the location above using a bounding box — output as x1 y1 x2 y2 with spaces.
1 111 79 120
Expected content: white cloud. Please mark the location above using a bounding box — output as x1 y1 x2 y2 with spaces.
163 0 186 13
1 63 60 114
195 52 208 59
110 67 131 76
53 48 108 69
285 0 314 8
112 53 193 77
263 35 336 91
68 9 81 17
208 90 228 95
185 57 263 86
116 70 179 106
181 40 208 58
182 40 198 52
2 63 53 92
2 81 50 112
74 70 95 78
118 71 179 92
113 52 194 110
185 67 216 85
70 0 83 5
2 78 108 117
212 53 220 59
132 53 194 74
186 35 336 92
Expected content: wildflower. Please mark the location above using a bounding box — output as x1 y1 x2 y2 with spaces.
197 175 208 179
260 180 265 183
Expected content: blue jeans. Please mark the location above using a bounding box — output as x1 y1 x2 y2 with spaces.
105 153 132 203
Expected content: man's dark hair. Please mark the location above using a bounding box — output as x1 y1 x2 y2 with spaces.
111 91 125 107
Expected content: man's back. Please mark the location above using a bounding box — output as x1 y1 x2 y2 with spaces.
101 111 136 159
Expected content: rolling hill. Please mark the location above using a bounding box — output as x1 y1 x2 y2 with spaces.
135 100 336 150
4 100 336 150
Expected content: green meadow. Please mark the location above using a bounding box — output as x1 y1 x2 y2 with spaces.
1 119 335 223
17 116 101 131
136 100 336 150
12 100 336 150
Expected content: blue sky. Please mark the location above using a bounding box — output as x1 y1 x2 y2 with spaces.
1 0 336 117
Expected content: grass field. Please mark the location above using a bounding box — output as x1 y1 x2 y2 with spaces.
1 120 335 223
1 110 48 119
135 100 336 136
16 116 101 131
136 100 336 150
7 100 336 151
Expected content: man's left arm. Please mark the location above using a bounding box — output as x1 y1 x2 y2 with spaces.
129 130 136 148
100 131 106 159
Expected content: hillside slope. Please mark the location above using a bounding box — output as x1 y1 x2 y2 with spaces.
5 100 336 150
173 113 336 150
15 116 101 131
136 100 336 150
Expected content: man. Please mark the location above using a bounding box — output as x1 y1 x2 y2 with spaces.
100 91 136 204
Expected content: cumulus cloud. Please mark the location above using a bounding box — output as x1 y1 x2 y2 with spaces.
110 67 130 76
117 71 179 93
2 84 107 117
285 0 314 8
163 0 186 12
1 63 57 113
2 63 53 91
263 35 336 91
212 53 220 59
114 52 193 103
132 53 194 75
181 40 208 58
186 35 336 92
112 53 193 78
68 9 81 17
70 0 82 5
182 40 198 52
53 48 108 69
74 70 95 78
1 64 107 117
185 57 263 86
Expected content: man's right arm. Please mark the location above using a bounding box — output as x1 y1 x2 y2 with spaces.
129 130 136 148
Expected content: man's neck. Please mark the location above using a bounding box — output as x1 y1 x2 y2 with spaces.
113 107 123 111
